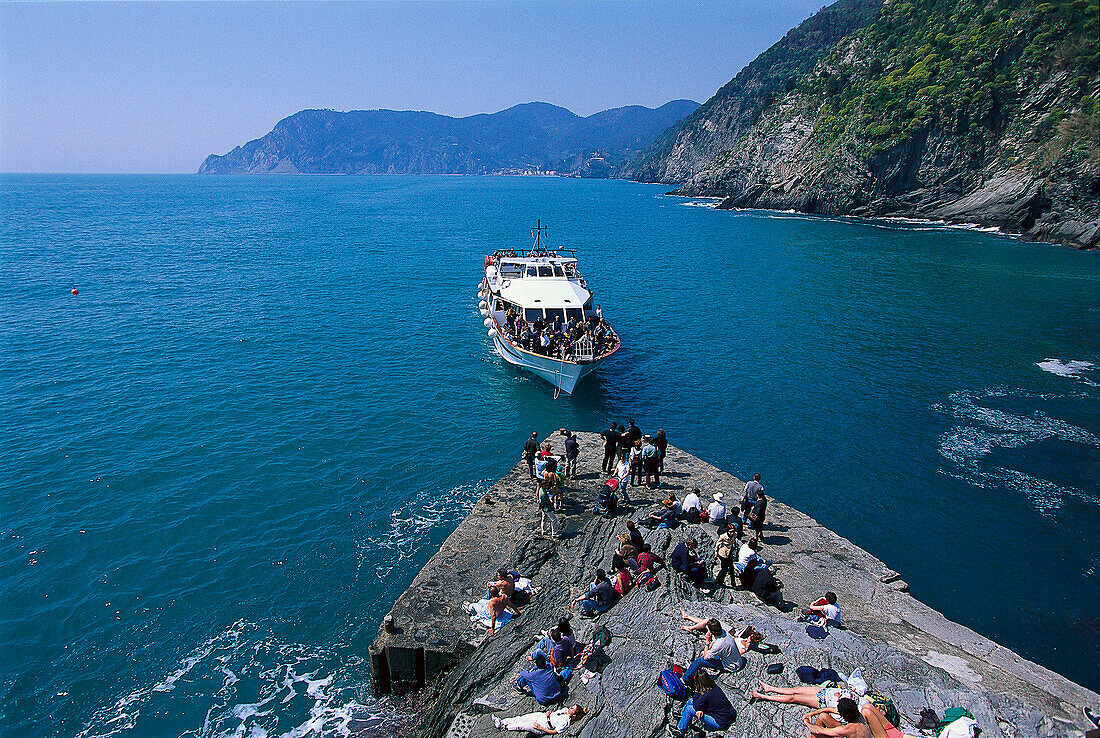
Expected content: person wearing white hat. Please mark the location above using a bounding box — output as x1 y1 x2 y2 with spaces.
708 493 727 527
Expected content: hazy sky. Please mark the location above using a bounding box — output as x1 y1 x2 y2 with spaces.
1 1 825 173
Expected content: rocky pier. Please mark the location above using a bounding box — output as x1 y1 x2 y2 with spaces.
369 431 1097 737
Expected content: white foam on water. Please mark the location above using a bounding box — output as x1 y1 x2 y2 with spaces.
1037 358 1098 385
680 199 721 208
78 620 400 738
934 387 1100 519
361 481 484 581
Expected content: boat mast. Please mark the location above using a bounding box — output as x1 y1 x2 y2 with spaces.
530 220 548 255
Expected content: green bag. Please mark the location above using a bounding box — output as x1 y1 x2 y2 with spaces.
936 707 975 735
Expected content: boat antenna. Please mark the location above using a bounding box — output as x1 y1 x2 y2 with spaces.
530 219 547 253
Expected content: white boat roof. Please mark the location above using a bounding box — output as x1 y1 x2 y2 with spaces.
498 276 590 308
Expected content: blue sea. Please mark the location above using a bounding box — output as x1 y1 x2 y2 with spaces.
2 174 1098 736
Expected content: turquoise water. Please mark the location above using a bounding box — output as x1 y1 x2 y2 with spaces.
2 174 1098 736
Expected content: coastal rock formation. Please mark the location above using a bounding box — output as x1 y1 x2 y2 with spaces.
628 0 1100 249
372 432 1098 738
197 101 698 177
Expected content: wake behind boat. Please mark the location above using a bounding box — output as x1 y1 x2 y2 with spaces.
478 223 619 394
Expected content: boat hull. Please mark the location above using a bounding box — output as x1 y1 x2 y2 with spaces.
491 334 602 394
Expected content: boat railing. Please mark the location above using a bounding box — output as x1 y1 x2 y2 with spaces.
572 334 595 363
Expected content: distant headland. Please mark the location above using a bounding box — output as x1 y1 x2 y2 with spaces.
197 100 699 178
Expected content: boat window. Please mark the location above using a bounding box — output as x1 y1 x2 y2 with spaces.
495 299 505 311
537 266 553 277
525 308 543 322
566 308 583 322
544 308 565 324
527 267 538 277
500 264 523 278
552 265 565 277
583 298 593 311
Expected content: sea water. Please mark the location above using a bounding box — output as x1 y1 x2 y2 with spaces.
1 174 1097 736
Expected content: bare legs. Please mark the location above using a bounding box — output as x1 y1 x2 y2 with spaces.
750 681 821 708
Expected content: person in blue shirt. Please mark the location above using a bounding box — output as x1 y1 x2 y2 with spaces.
671 538 707 586
674 673 735 736
516 653 564 705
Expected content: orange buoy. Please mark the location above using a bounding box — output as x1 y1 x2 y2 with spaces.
70 288 79 295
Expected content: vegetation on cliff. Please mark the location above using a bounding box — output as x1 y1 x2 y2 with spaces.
634 0 1100 248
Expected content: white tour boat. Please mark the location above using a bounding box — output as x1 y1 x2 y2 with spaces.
478 223 619 394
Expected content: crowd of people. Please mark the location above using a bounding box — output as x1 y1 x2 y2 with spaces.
489 425 921 738
501 308 617 360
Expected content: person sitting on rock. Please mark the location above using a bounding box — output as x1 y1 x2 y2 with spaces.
612 565 632 597
632 543 665 573
611 533 636 571
672 673 735 737
492 705 585 735
487 591 509 636
644 498 677 528
680 616 757 680
516 652 564 705
803 592 841 626
671 538 707 586
570 569 619 617
626 520 644 550
734 537 761 575
487 569 522 615
707 493 727 527
681 488 703 524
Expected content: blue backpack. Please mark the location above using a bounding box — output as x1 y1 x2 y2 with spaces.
658 669 690 700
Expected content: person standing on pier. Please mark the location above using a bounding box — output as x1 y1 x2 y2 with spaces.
740 473 763 525
600 424 618 473
655 429 668 474
563 431 580 478
524 431 540 478
748 492 768 539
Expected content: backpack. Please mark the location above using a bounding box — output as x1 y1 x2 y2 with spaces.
592 625 613 648
658 669 690 700
936 708 975 735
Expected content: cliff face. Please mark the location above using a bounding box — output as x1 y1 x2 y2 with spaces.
198 101 698 177
635 0 1100 249
620 0 885 183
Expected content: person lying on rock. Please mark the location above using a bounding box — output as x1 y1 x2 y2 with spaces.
570 569 619 617
515 652 564 705
671 673 736 737
671 538 707 586
751 681 859 715
492 705 585 734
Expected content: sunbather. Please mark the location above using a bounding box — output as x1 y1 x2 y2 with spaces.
492 705 585 734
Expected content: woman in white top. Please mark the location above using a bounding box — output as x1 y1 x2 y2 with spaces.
493 705 585 734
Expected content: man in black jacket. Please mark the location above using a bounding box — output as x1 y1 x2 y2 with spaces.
600 424 618 473
524 431 540 478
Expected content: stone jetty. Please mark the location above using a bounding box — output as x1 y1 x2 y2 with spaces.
370 432 1097 737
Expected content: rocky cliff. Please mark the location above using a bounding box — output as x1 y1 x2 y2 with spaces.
632 0 1100 249
197 101 698 177
371 432 1098 738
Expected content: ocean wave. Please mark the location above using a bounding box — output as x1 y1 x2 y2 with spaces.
360 482 484 582
934 387 1100 518
1037 358 1098 385
77 620 399 738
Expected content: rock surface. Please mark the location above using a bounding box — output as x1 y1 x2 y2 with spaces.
372 432 1098 738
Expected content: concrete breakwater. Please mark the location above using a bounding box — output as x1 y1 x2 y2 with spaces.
370 432 1097 737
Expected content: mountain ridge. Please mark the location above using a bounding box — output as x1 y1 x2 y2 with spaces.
198 100 699 177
